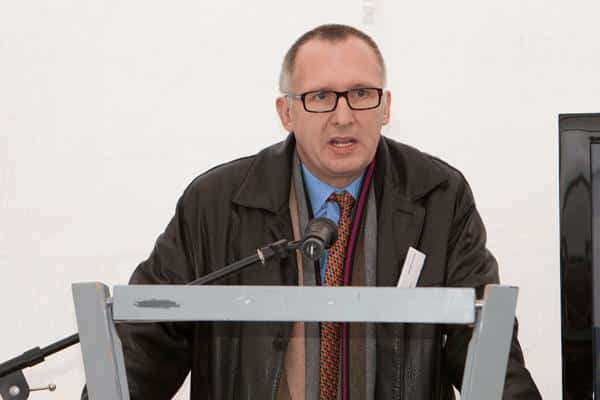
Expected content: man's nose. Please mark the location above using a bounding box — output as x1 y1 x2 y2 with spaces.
331 96 354 126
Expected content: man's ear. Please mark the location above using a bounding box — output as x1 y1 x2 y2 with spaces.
382 90 391 125
276 96 294 132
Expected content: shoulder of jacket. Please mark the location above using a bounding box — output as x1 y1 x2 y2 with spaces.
382 136 470 200
386 137 465 178
177 138 290 209
173 154 258 213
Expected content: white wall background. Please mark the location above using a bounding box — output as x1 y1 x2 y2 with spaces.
2 0 599 398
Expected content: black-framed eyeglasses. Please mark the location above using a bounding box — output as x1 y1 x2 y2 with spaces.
286 87 383 113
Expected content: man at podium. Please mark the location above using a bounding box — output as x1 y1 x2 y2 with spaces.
116 24 541 399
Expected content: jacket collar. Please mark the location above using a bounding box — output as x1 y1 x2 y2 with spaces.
232 134 296 215
232 134 448 215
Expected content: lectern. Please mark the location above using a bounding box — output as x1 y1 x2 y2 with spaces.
72 283 517 400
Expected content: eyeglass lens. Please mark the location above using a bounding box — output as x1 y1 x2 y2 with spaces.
304 88 381 112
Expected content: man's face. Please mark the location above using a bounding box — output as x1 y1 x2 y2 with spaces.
276 37 391 188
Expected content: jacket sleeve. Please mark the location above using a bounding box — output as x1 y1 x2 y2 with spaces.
442 178 542 399
116 196 198 399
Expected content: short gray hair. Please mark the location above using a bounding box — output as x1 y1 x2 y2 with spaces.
278 24 387 93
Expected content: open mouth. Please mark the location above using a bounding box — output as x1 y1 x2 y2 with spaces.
330 138 357 148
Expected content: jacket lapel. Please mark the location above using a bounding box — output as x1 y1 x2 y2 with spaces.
374 138 436 287
376 190 425 287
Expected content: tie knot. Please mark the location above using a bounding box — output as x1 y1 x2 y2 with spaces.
327 191 355 211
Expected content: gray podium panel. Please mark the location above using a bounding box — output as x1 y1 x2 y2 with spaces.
112 285 476 324
460 285 518 400
73 283 515 400
72 283 129 400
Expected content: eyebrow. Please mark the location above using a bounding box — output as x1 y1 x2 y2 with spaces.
304 83 381 92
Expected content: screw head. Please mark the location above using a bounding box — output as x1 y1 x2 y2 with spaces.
8 385 21 397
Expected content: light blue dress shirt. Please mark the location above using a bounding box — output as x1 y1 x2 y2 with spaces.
301 164 363 284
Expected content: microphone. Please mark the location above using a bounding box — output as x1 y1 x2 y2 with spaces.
301 218 338 261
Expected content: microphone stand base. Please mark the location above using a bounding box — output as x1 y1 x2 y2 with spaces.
0 370 30 400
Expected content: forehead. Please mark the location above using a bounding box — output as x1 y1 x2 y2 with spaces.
290 37 384 92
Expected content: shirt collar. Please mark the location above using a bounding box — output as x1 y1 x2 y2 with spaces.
301 163 363 215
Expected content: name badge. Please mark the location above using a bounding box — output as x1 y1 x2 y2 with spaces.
396 247 426 288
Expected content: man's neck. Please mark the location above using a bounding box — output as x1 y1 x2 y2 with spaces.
301 167 364 189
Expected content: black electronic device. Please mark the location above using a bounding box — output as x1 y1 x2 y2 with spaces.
559 113 600 399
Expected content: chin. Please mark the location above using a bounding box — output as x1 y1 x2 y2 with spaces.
326 166 366 183
330 158 368 174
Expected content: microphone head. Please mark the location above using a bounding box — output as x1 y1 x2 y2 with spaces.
300 218 338 261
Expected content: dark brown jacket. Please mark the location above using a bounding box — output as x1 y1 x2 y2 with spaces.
117 134 541 399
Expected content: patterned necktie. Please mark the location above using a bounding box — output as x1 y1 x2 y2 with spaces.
320 191 355 400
